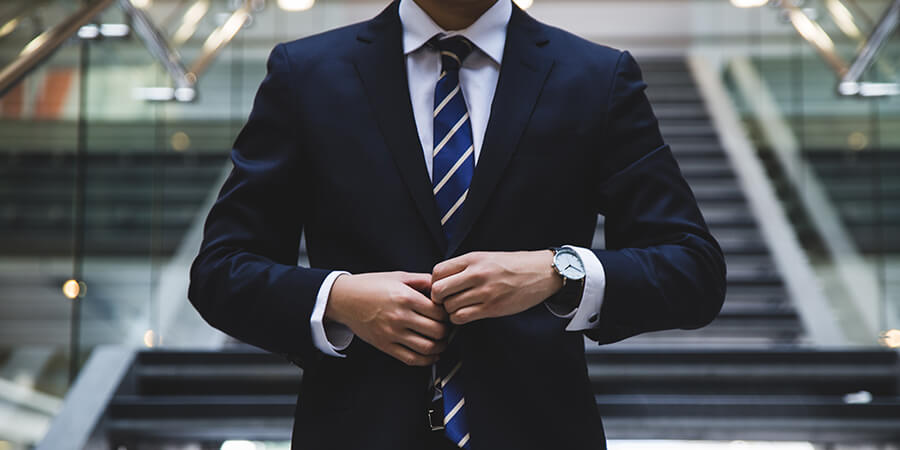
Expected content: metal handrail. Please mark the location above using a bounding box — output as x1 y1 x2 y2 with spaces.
839 0 900 96
118 0 197 102
121 0 252 102
0 0 116 97
187 0 252 81
777 0 900 97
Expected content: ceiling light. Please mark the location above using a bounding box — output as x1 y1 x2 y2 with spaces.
277 0 314 12
731 0 768 7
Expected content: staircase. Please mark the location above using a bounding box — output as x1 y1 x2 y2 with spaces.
36 57 900 449
607 58 805 348
65 348 900 449
0 151 226 256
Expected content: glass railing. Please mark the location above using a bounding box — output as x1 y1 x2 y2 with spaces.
0 0 349 447
706 0 900 345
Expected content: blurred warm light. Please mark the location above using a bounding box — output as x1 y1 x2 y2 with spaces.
0 18 19 38
730 0 768 7
130 0 152 9
143 329 157 348
202 8 250 53
278 0 315 12
20 33 49 56
62 279 82 299
514 0 534 9
825 0 862 40
847 131 868 150
171 131 191 151
880 329 900 348
788 9 835 52
173 0 210 46
0 440 11 450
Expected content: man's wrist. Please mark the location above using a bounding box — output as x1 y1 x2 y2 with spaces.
545 246 586 312
324 273 351 325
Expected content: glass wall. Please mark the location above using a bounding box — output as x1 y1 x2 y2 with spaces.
699 0 900 343
0 0 364 446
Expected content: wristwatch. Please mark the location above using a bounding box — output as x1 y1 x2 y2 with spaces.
548 246 586 311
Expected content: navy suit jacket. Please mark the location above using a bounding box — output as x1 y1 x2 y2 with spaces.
189 2 726 449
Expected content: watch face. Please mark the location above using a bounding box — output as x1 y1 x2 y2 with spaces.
555 249 586 280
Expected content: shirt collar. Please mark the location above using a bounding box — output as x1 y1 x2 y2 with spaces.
399 0 511 65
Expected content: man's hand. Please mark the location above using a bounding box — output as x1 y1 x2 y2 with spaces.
431 251 564 325
325 272 451 366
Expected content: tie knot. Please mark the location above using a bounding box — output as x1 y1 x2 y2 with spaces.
431 35 474 72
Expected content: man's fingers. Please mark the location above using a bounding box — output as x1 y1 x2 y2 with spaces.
431 267 479 304
400 272 432 295
406 290 449 321
404 312 451 340
389 343 440 367
450 304 486 325
398 331 446 356
443 288 483 314
432 252 476 283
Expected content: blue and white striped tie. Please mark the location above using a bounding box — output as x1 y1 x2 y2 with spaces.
432 35 474 449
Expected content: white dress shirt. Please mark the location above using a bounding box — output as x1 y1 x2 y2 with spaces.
309 0 607 357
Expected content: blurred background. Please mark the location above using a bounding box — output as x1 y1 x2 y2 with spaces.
0 0 899 449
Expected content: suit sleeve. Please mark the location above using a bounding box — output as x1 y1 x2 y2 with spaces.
583 51 727 345
188 43 330 368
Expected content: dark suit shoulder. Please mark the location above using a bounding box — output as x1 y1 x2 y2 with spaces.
276 20 369 68
535 20 628 75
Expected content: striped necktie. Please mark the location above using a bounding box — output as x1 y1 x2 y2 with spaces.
432 35 475 244
431 35 474 449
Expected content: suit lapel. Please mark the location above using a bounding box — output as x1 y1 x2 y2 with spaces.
353 2 448 253
445 6 555 257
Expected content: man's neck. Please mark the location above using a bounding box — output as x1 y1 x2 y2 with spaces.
412 0 499 31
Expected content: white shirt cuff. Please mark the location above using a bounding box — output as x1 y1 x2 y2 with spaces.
310 270 354 357
544 245 607 331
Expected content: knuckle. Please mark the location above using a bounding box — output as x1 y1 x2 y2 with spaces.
431 282 444 299
443 300 457 314
384 310 400 324
470 267 489 283
395 293 412 308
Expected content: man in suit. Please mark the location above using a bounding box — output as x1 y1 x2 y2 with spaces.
188 0 727 449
